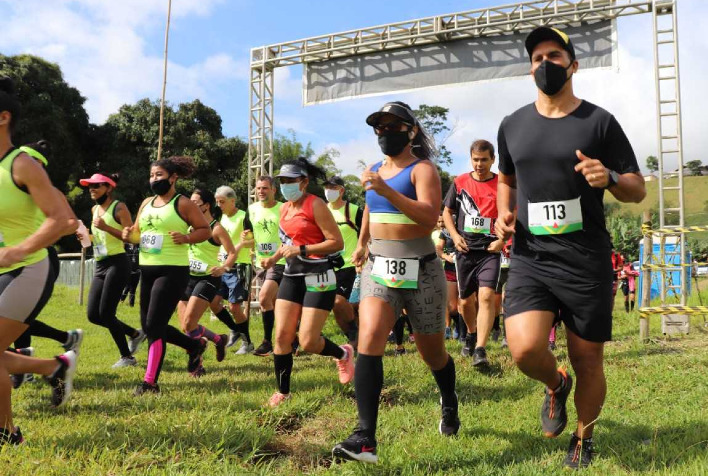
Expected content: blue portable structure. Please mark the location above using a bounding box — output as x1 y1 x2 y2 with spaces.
637 238 691 304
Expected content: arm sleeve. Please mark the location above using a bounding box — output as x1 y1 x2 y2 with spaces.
443 182 458 211
603 115 640 174
354 206 363 229
497 118 515 176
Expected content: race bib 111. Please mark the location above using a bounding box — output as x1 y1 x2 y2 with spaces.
305 270 337 292
528 197 582 235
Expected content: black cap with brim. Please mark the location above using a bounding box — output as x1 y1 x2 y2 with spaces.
324 176 345 187
525 26 575 61
366 102 417 127
275 163 308 179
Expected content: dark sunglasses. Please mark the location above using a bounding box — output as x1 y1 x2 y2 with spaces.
88 183 106 189
373 121 409 134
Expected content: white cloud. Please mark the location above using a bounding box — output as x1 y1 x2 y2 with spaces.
0 0 245 122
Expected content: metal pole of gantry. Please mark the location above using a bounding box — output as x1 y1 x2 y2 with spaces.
640 210 652 341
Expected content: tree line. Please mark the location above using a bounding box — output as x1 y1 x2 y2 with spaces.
1 54 453 252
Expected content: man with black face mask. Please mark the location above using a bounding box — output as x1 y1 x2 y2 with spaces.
494 27 646 469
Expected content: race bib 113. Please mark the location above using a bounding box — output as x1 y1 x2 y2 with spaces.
528 197 582 235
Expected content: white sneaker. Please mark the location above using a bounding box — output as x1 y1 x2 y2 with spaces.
128 330 147 355
235 341 254 355
112 356 138 368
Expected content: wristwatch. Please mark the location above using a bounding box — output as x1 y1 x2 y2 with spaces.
605 169 620 189
300 245 307 257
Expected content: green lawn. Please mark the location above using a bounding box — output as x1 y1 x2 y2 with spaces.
2 284 708 475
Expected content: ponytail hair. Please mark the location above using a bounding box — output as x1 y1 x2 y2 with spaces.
280 156 328 184
98 172 120 186
152 155 196 178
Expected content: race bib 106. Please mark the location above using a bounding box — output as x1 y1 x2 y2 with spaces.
371 257 419 289
528 197 582 235
258 242 278 257
464 215 491 234
140 233 164 254
304 270 337 292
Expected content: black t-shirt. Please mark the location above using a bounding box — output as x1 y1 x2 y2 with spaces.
497 101 639 274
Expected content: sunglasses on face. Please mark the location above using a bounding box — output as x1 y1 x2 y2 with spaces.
373 121 408 134
88 183 106 189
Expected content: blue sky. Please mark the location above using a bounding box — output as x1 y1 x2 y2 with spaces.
1 0 707 177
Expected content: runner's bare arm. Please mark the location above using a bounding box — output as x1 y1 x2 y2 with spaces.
212 224 237 275
495 172 517 241
122 197 151 244
353 206 371 267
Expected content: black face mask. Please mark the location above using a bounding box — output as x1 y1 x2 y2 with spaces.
533 60 573 96
378 130 411 157
150 178 171 196
94 193 108 205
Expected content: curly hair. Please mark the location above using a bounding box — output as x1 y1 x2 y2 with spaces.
152 155 196 178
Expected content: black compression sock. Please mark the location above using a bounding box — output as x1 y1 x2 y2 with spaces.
431 355 457 408
631 300 635 311
236 320 251 343
355 354 383 436
216 308 238 332
625 301 630 312
393 316 405 346
273 353 293 394
319 337 345 359
262 310 274 342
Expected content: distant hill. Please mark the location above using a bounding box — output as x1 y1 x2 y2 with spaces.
605 175 708 241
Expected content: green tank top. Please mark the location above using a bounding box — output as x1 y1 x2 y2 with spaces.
188 220 220 276
328 202 360 269
138 194 189 266
220 209 252 264
91 200 125 261
248 201 286 265
0 148 48 274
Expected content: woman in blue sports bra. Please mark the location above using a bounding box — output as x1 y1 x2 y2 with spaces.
332 101 459 464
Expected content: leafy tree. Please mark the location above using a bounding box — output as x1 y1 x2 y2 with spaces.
413 104 454 166
606 212 643 261
686 159 702 176
0 54 91 192
646 155 658 173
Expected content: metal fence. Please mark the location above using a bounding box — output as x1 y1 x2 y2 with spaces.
57 258 94 287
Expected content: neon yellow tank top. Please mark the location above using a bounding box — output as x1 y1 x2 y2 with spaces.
220 209 252 265
138 194 189 266
328 202 359 269
0 148 48 273
188 220 220 276
248 201 286 265
91 200 125 261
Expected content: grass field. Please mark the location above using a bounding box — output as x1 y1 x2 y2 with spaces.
2 284 708 475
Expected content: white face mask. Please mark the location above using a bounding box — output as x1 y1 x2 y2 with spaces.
324 189 341 203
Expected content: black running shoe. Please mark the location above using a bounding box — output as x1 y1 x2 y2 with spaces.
541 368 573 438
134 382 160 396
332 429 378 464
253 340 273 357
439 393 460 436
187 338 208 374
46 351 77 407
216 334 228 362
191 365 207 378
394 347 406 357
563 433 594 469
0 426 24 445
472 347 489 367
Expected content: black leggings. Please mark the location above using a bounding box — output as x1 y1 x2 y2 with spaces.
393 314 413 346
88 254 137 357
140 265 198 385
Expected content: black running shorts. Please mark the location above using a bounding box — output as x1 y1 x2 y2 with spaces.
335 266 357 299
504 253 613 342
455 250 501 299
182 275 221 302
277 274 336 311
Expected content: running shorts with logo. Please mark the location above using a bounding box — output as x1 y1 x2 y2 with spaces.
455 250 501 299
335 266 357 299
256 263 285 287
218 263 253 304
277 271 337 311
360 237 446 335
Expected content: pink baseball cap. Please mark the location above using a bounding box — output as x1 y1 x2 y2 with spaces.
79 173 116 187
